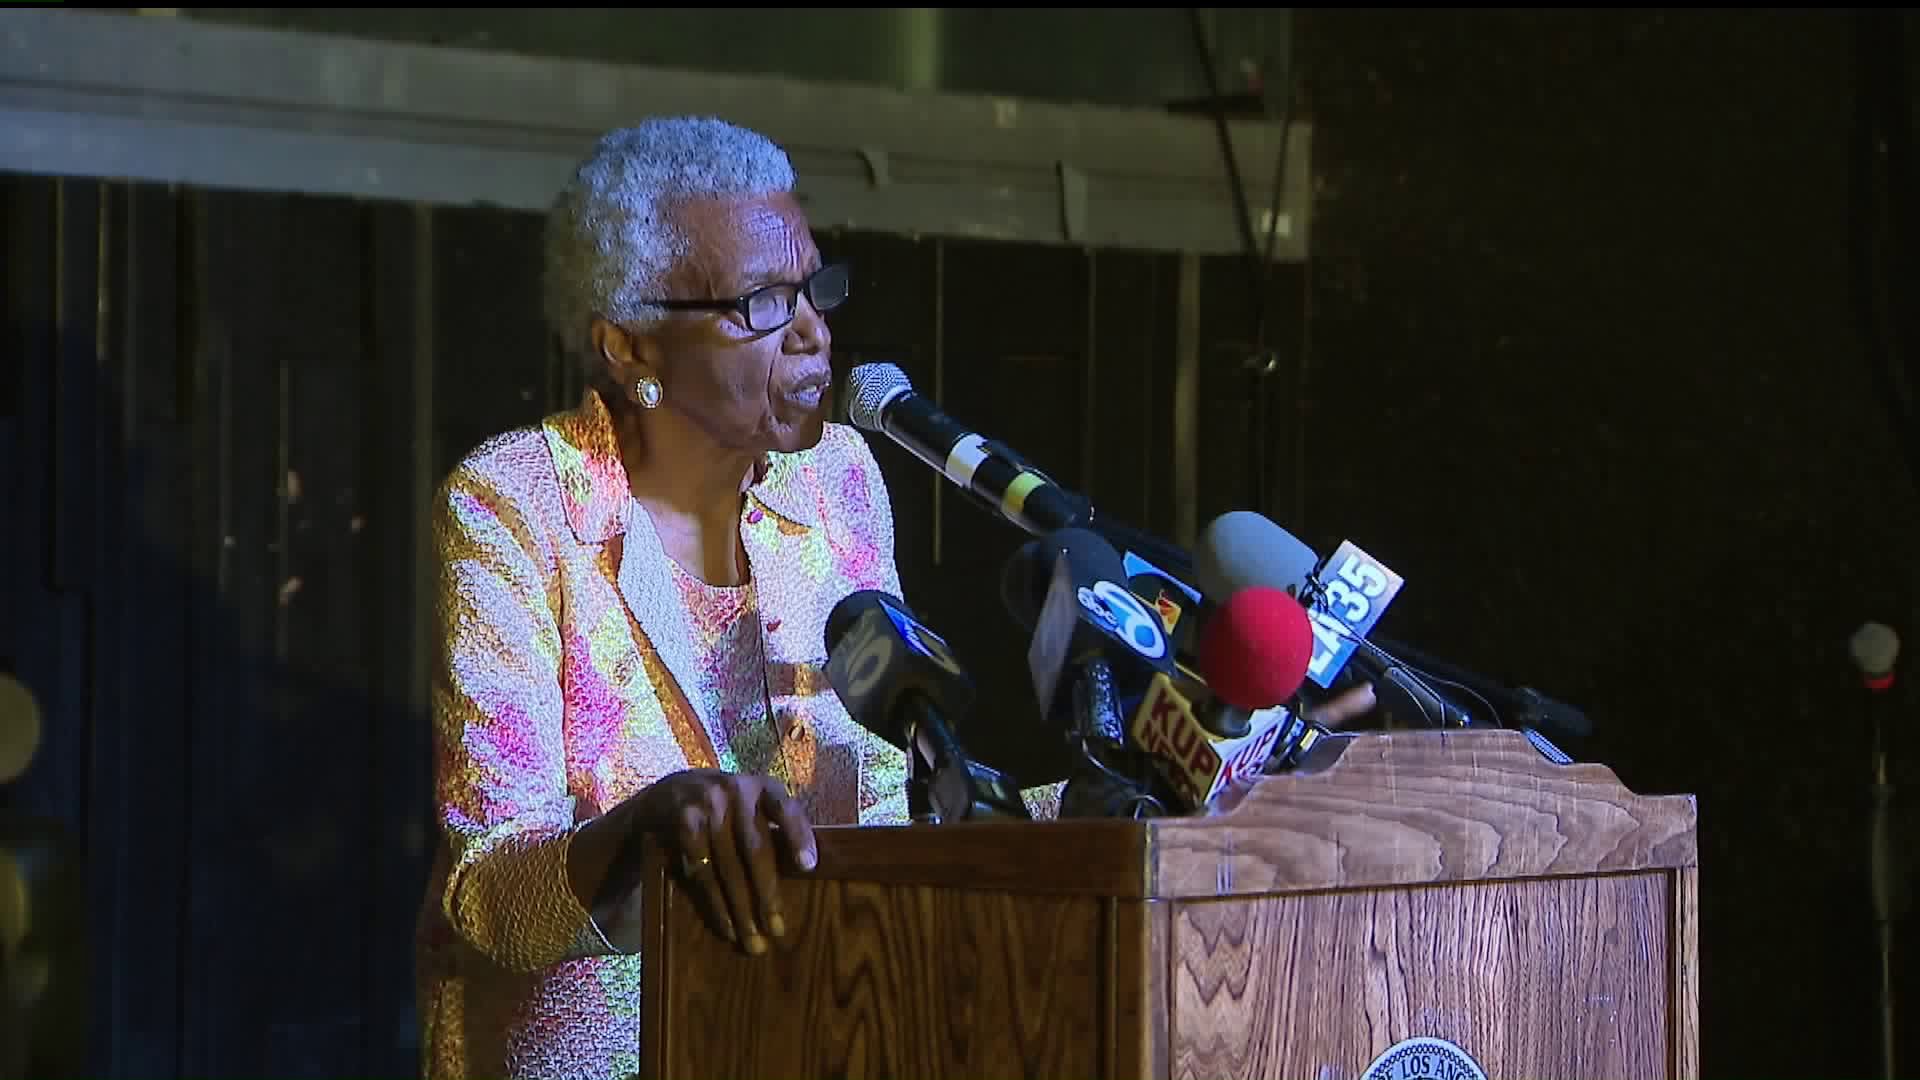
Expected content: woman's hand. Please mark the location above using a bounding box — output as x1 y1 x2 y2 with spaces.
1311 681 1378 729
626 770 817 956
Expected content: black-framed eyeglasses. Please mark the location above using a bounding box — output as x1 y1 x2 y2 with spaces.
645 262 850 333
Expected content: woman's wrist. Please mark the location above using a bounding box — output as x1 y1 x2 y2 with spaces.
565 802 648 952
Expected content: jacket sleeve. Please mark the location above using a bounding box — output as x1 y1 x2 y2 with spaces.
429 465 625 972
838 431 914 826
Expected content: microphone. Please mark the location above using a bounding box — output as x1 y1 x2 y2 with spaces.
844 360 1214 663
0 673 42 785
0 673 85 1078
1196 511 1528 734
1195 510 1322 603
1194 586 1317 730
1127 588 1321 809
1849 620 1905 1080
1195 511 1400 710
846 362 1091 536
1191 512 1460 719
1020 528 1176 723
1194 511 1406 690
1003 533 1210 671
1197 511 1595 746
1020 528 1181 818
823 590 1030 823
1852 621 1901 691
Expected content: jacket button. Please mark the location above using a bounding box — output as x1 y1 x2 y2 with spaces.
766 618 782 632
747 508 765 525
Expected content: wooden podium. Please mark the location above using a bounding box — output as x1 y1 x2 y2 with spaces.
638 728 1699 1080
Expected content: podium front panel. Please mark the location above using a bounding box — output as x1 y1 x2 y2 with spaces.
1167 871 1688 1080
649 878 1117 1079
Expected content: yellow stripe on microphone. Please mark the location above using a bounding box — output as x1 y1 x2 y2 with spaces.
1001 470 1047 526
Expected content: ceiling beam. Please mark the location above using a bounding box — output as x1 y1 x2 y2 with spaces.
0 10 1310 257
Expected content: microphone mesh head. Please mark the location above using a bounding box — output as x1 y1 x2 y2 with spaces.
846 363 913 433
1850 621 1901 679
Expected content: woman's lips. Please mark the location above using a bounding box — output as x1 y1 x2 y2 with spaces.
787 373 831 407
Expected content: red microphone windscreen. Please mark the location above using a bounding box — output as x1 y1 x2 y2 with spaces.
1196 586 1316 709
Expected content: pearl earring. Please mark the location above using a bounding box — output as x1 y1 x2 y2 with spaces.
635 376 663 409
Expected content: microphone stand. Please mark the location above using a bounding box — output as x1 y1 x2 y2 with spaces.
905 760 938 825
1057 658 1167 820
899 696 952 825
899 695 1029 824
1853 620 1904 1080
1870 697 1898 1080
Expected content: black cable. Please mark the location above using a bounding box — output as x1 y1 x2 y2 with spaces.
1185 11 1301 517
1187 11 1260 266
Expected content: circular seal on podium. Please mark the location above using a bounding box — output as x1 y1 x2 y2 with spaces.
1363 1036 1489 1080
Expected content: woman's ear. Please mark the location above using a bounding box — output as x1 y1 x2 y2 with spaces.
591 317 665 385
590 316 636 383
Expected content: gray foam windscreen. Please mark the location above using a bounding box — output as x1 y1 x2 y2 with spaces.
1193 511 1322 601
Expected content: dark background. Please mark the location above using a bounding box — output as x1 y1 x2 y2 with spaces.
4 7 1919 1078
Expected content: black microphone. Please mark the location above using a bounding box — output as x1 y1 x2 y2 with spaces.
1004 533 1210 667
823 590 1030 823
845 362 1092 536
1018 528 1182 818
844 361 1212 659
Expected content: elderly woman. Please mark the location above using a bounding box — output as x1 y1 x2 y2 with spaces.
414 116 934 1080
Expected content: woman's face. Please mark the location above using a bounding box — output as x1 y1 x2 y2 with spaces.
630 192 836 457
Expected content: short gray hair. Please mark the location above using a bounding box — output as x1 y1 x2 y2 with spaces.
543 115 797 364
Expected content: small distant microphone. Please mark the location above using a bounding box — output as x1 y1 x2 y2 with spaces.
1849 620 1905 1080
1852 622 1901 691
846 363 1092 536
0 674 43 785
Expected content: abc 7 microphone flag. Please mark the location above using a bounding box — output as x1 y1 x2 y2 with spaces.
1077 578 1171 665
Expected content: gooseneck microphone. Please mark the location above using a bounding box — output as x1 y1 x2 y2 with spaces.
846 362 1092 536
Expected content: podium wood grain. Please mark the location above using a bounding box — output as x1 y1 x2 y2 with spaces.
640 729 1699 1080
652 879 1113 1079
1170 875 1674 1080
